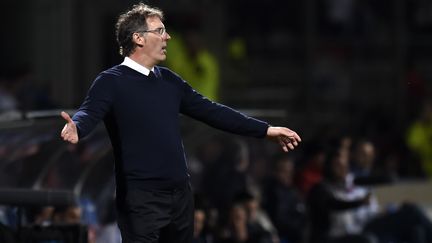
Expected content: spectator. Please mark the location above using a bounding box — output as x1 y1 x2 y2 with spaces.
364 203 432 243
296 143 326 196
52 205 81 225
25 206 54 226
202 137 252 212
216 203 272 243
350 140 395 185
234 191 278 243
262 155 306 243
351 140 375 177
193 193 216 243
406 100 432 177
193 208 208 243
307 147 377 243
164 29 220 101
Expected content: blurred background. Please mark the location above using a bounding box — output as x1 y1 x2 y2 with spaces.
0 0 432 242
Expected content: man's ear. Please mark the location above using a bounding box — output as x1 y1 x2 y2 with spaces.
133 32 145 47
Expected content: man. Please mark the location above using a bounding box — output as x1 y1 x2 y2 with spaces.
60 3 301 243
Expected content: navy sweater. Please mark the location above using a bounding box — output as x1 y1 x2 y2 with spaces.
73 65 268 190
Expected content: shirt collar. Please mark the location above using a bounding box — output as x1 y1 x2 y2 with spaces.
120 57 155 76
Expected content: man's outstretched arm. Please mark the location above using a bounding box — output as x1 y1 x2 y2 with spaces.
178 75 302 152
266 126 301 152
60 111 79 144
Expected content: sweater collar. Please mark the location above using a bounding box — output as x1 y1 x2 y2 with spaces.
121 57 155 76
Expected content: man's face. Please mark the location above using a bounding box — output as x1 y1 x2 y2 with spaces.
332 152 349 181
139 16 170 66
276 159 294 187
193 210 206 237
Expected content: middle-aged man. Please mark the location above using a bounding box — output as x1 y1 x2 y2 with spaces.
60 3 301 243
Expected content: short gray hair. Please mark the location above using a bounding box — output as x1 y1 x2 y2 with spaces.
115 3 164 57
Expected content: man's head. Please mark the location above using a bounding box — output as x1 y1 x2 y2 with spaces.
353 140 375 172
193 209 206 238
115 3 170 65
324 147 350 183
273 155 295 187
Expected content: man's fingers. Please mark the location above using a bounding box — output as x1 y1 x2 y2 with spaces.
62 133 70 140
283 136 299 148
61 124 68 137
279 137 295 152
66 138 77 144
278 137 288 152
61 111 73 124
284 129 301 143
287 135 300 147
284 136 298 147
292 132 301 143
63 135 78 144
285 139 295 150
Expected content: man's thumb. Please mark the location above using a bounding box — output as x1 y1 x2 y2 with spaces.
61 111 73 123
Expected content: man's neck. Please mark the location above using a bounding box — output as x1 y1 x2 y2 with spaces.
128 53 155 70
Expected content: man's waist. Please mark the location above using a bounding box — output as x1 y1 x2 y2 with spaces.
123 177 190 191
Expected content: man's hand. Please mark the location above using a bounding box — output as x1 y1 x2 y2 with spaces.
60 111 79 144
267 126 301 152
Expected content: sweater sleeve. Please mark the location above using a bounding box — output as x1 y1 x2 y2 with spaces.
179 79 269 138
72 73 116 139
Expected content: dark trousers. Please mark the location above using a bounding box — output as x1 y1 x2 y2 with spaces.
116 183 194 243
